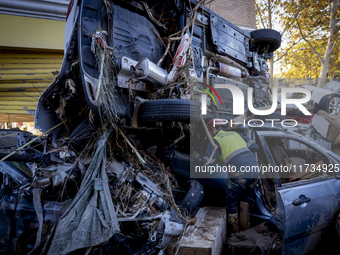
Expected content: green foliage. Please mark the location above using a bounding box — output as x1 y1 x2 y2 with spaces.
256 0 340 79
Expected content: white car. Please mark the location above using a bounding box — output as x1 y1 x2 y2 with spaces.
290 85 340 115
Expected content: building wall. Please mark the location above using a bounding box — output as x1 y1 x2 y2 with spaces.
205 0 256 31
0 0 67 122
0 14 65 50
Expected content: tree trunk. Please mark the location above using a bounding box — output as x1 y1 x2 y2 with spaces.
329 70 334 82
317 0 339 88
268 0 272 29
318 58 329 88
268 0 273 85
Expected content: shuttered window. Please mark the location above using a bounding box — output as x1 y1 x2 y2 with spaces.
0 50 63 118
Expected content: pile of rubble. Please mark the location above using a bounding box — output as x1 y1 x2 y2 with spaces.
0 127 196 255
0 1 217 253
4 0 340 254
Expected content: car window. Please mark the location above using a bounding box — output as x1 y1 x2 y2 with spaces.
9 161 32 178
265 137 332 184
255 134 277 210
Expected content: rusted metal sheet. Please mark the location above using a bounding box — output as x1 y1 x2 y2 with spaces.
0 51 63 118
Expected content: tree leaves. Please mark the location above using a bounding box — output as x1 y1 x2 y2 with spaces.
256 0 340 82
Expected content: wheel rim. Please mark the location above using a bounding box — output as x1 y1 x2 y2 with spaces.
329 96 340 114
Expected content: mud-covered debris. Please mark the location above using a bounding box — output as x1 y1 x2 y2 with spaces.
227 223 282 255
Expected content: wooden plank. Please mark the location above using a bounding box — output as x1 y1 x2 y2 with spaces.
167 207 227 255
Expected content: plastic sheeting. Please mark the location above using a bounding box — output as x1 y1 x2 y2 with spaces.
33 188 43 248
168 33 190 84
46 130 120 255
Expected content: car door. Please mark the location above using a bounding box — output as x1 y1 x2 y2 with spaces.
0 162 31 253
257 131 340 255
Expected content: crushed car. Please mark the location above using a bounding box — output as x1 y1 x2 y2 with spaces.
0 128 203 255
0 130 65 254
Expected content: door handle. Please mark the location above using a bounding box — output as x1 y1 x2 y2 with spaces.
292 195 311 206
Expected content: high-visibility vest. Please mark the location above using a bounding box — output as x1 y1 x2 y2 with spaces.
213 130 249 164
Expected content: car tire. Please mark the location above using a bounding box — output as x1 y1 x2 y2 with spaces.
318 93 340 115
250 29 281 53
178 180 204 215
139 99 201 124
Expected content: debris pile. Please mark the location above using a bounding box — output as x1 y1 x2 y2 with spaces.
227 223 281 255
0 123 192 255
311 110 340 143
6 0 340 254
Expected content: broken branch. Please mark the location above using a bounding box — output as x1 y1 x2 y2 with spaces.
152 28 173 60
295 16 324 64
